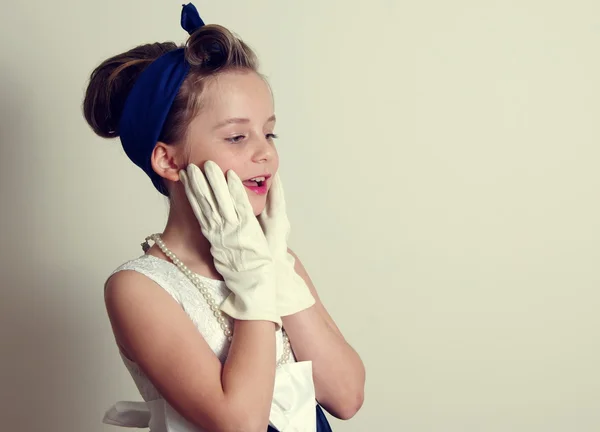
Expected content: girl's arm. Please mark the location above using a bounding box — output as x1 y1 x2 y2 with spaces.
282 250 366 420
105 269 277 432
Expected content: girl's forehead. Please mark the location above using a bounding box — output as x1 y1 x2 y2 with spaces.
194 73 275 124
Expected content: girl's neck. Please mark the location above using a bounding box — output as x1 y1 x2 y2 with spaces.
146 187 223 281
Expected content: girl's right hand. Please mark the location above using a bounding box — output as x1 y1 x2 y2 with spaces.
179 161 280 327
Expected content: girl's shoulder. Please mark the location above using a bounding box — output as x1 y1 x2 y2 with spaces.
107 254 228 305
107 254 187 303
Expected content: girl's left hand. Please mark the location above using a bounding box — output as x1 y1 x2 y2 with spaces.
258 174 315 316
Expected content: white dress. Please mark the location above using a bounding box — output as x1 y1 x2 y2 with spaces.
102 254 316 432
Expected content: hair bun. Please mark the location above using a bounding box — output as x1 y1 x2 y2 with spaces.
83 42 178 138
185 25 255 72
203 40 227 68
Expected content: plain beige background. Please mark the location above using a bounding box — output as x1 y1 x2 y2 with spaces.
1 0 599 431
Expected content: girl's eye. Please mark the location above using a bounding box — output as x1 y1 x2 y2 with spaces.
266 133 279 140
226 135 246 143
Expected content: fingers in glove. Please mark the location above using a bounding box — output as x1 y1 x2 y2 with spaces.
203 161 238 225
180 168 209 228
226 170 255 220
181 165 219 228
265 173 286 216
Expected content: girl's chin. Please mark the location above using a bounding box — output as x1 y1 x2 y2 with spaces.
247 194 267 216
252 206 265 217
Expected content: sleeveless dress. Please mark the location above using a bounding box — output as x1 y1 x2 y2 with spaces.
102 254 332 432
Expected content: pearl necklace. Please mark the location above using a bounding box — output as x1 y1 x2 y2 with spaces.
144 233 292 367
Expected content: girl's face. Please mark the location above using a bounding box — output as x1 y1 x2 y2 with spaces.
183 70 279 216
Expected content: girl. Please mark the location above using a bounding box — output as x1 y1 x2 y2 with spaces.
83 4 365 431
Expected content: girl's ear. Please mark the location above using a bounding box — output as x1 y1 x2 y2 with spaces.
150 142 184 182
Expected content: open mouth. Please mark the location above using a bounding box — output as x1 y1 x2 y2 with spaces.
242 174 271 188
243 176 266 187
242 174 271 195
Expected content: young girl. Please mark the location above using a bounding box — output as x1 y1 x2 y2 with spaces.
83 4 365 431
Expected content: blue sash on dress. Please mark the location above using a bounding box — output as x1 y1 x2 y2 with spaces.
267 404 332 432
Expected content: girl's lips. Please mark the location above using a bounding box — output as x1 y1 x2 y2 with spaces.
243 183 268 195
242 174 271 196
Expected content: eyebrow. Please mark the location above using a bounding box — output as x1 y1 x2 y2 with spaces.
213 114 276 130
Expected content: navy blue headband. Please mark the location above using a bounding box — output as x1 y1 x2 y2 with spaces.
119 3 205 195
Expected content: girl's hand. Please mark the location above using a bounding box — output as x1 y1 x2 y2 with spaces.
180 161 280 326
258 174 315 316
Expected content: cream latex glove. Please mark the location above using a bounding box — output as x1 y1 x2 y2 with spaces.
258 174 315 317
179 161 280 327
